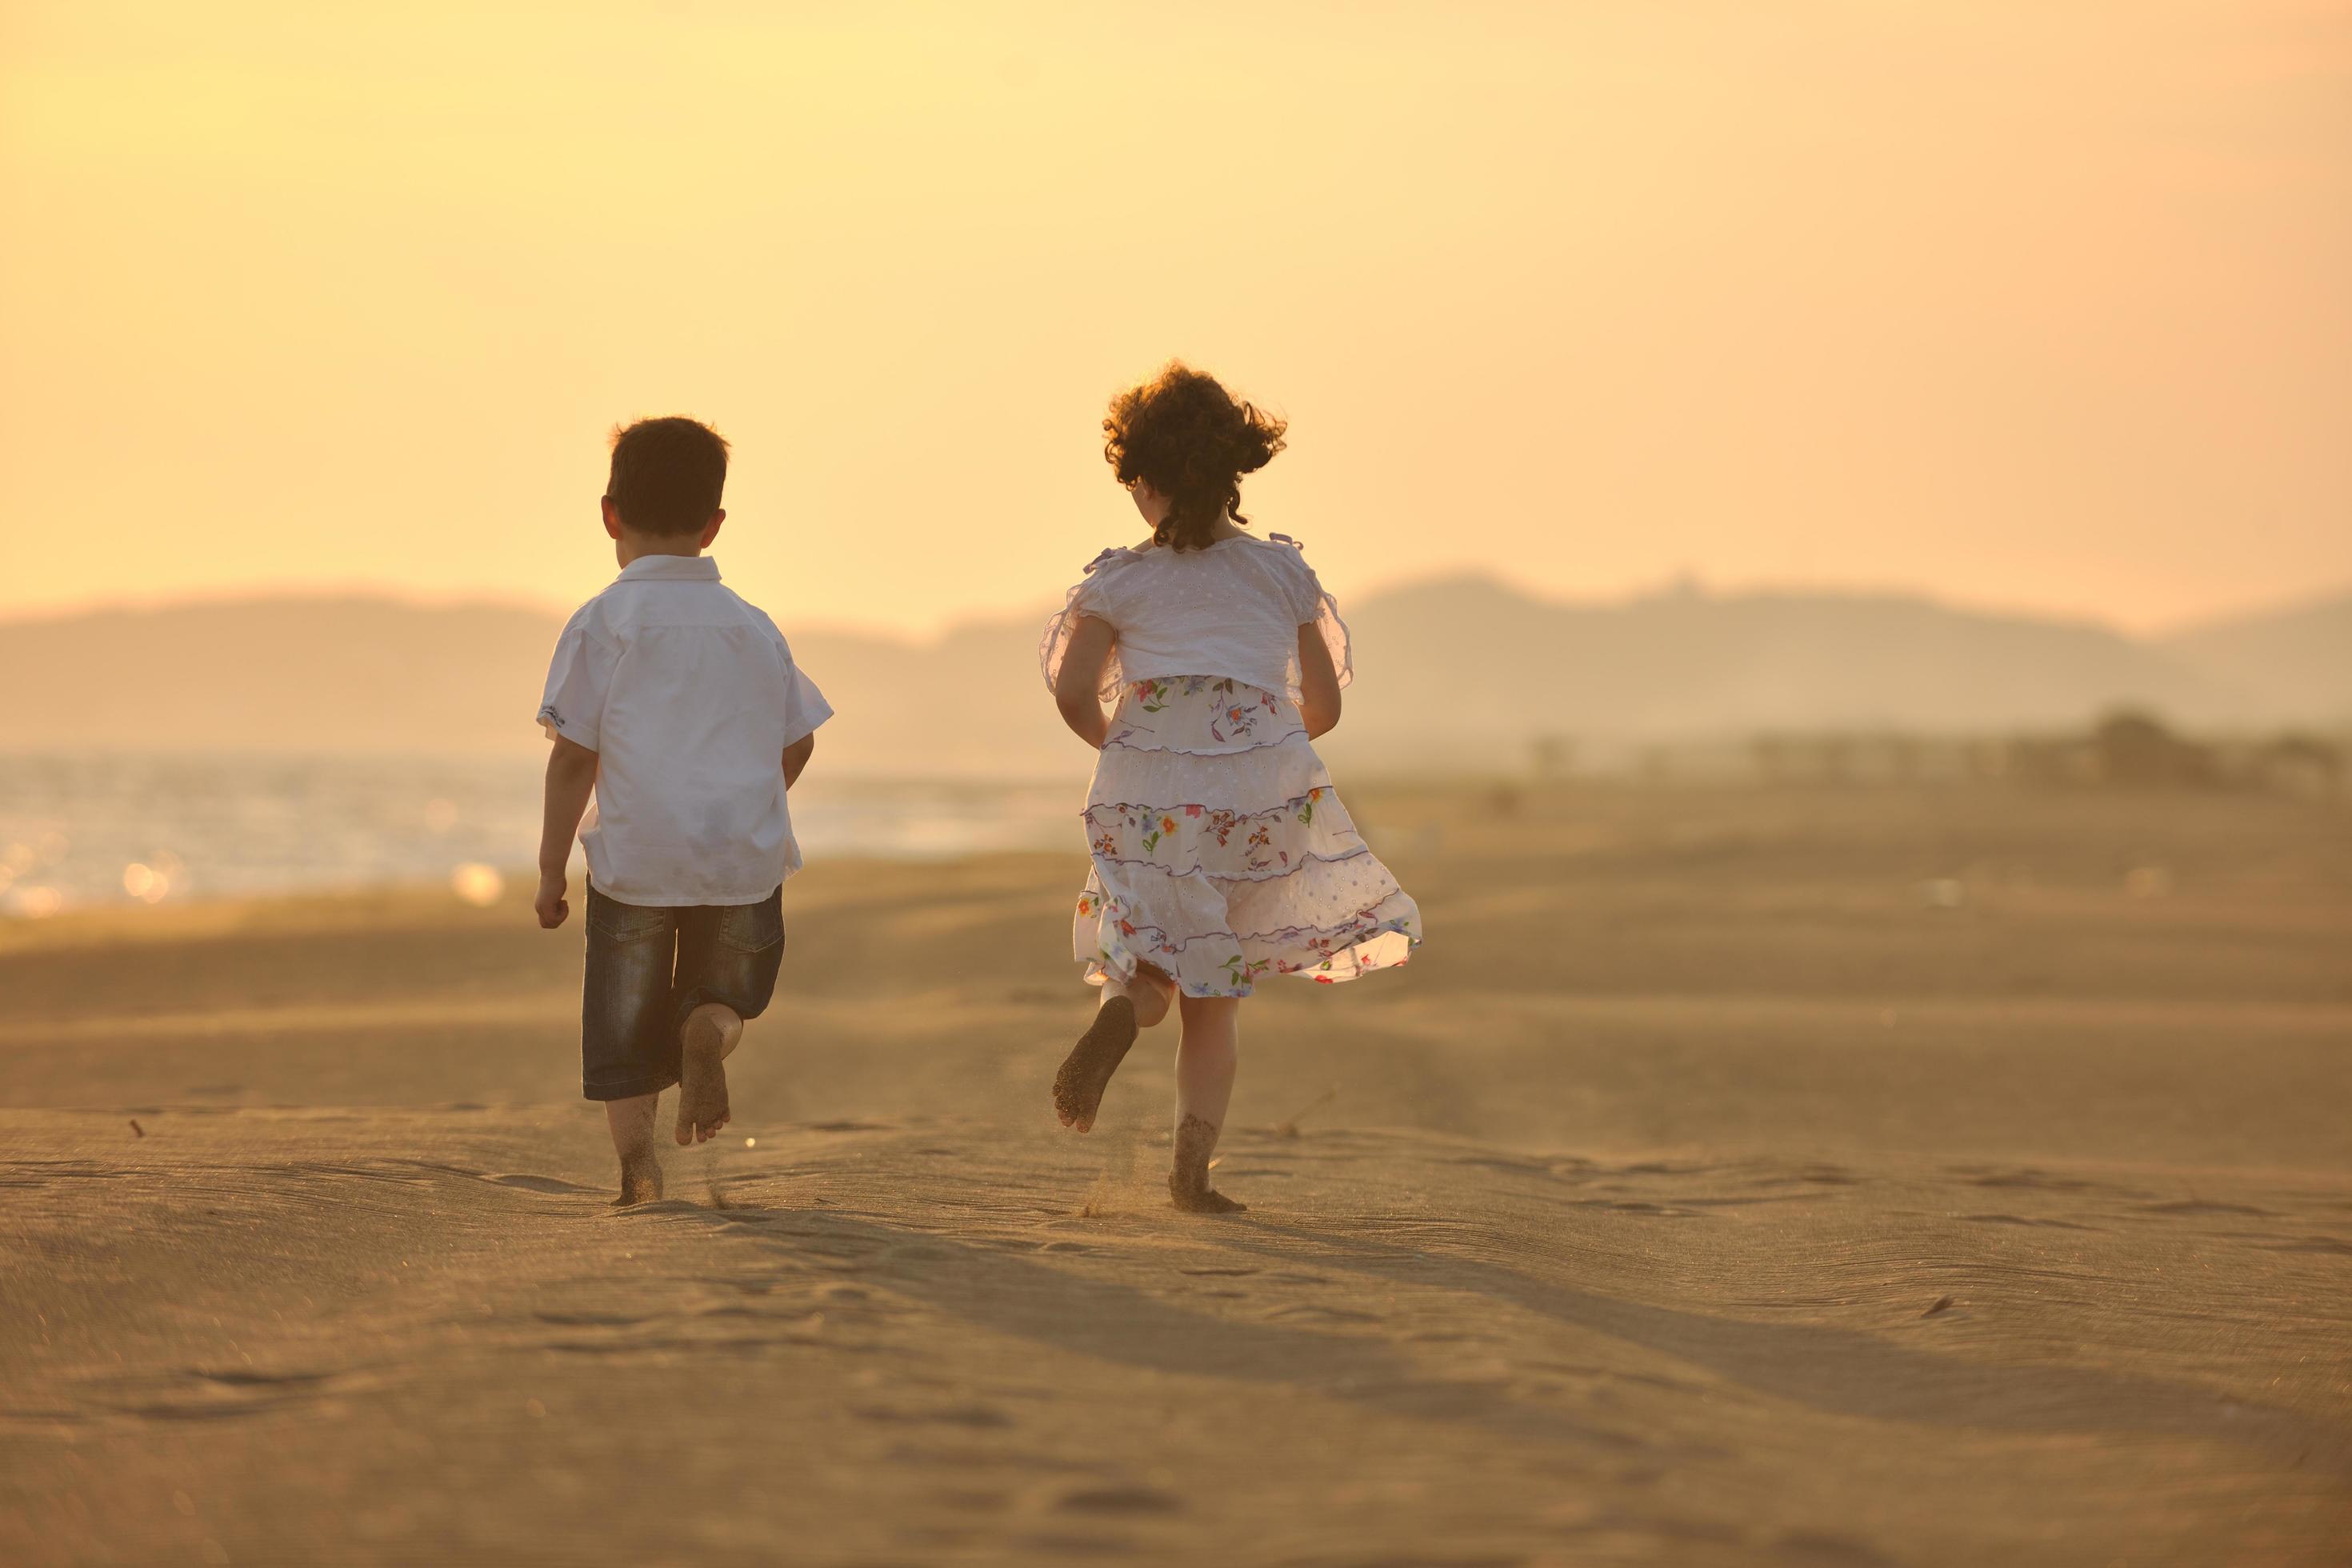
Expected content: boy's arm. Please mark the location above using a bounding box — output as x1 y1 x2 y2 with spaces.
1052 615 1116 749
536 734 599 928
783 732 816 789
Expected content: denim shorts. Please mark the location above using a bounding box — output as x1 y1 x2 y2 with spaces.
581 882 785 1102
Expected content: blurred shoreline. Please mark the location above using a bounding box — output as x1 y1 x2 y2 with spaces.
0 758 1090 918
5 716 2343 921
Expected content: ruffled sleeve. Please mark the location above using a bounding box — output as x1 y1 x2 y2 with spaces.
1038 546 1134 701
1270 534 1352 701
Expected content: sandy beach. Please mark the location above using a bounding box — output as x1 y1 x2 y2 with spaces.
4 779 2349 1565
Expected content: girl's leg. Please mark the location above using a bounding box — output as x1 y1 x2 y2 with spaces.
1054 964 1174 1132
1106 966 1174 1029
1170 994 1245 1214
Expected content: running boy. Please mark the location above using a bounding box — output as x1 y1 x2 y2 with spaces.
534 417 832 1204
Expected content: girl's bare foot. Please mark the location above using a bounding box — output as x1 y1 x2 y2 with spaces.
1169 1111 1246 1213
1054 996 1138 1132
676 1004 742 1145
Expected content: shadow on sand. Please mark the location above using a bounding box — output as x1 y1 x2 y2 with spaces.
653 1194 2348 1476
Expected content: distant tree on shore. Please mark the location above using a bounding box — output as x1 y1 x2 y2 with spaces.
2090 710 2215 787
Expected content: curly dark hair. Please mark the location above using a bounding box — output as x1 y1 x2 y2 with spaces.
1102 363 1288 552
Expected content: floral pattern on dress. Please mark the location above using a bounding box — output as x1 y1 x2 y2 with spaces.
1102 678 1299 756
1081 789 1362 879
1125 677 1284 743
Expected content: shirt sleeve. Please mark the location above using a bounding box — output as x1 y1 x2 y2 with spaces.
780 658 834 748
537 618 618 750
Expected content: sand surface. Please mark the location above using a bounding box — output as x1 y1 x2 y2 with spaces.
3 782 2349 1565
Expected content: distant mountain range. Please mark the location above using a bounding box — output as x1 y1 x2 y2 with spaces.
2 580 2346 774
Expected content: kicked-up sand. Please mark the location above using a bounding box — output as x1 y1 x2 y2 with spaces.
2 781 2348 1564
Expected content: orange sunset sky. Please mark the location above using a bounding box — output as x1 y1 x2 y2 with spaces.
2 1 2346 638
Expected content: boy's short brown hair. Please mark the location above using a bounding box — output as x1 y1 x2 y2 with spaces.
606 417 730 536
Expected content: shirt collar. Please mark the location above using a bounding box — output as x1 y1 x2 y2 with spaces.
617 554 722 582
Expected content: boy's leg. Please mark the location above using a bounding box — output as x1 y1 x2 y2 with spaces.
606 1095 663 1204
1170 994 1244 1214
1054 965 1173 1133
676 1003 743 1145
581 885 686 1202
669 890 785 1146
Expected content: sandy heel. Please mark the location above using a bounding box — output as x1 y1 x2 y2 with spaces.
1053 996 1138 1133
1170 1112 1246 1214
675 1006 739 1146
615 1148 664 1206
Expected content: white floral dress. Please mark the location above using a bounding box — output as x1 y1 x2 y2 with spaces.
1041 533 1422 998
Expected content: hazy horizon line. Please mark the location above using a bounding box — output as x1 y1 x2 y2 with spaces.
4 568 2345 646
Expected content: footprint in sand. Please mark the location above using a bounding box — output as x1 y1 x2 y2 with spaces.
490 1174 594 1194
1442 1154 1554 1176
853 1403 1014 1429
1960 1167 2102 1193
1266 1302 1381 1325
1053 1484 1184 1516
0 1161 116 1189
288 1163 432 1186
97 1366 362 1422
195 1370 334 1388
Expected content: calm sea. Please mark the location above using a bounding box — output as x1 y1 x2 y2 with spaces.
0 753 1082 918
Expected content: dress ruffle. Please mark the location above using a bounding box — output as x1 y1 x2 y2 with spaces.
1078 872 1418 994
1082 784 1361 880
1071 675 1419 998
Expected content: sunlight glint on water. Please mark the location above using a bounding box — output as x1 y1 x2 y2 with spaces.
0 754 1081 915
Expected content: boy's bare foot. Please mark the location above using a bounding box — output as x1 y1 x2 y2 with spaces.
1169 1112 1246 1214
615 1148 664 1206
1054 996 1138 1133
676 1003 742 1146
604 1092 662 1204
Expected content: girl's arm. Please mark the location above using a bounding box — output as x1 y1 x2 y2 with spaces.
536 734 600 928
1053 615 1116 748
1296 623 1342 739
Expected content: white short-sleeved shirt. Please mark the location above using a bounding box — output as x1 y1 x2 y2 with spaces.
537 554 832 906
1038 532 1353 703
